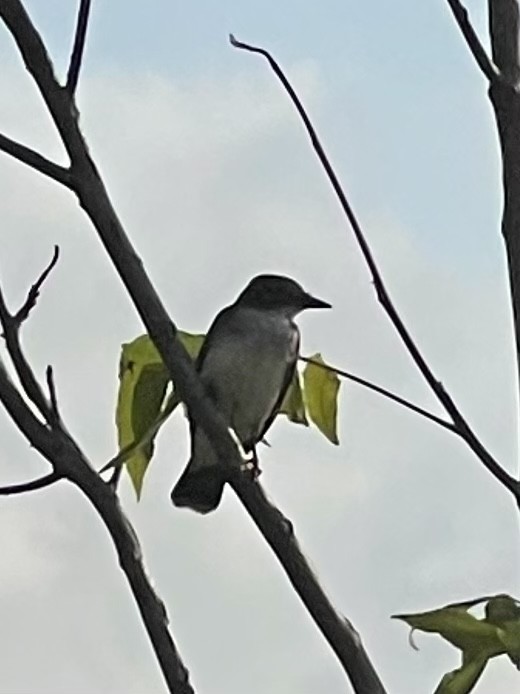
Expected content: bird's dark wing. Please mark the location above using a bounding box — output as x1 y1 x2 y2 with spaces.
187 304 234 438
254 328 300 447
195 305 235 372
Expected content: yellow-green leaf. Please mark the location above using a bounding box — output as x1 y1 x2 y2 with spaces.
434 655 488 694
115 332 203 498
302 353 340 444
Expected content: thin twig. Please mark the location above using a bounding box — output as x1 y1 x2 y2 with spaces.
0 470 61 495
0 247 60 423
445 0 504 84
45 365 60 427
15 245 60 324
0 285 51 423
230 35 520 502
0 133 72 187
299 357 457 434
66 0 92 95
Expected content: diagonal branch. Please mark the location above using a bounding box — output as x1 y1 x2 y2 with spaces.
0 359 195 694
15 245 60 324
445 0 504 83
0 132 72 187
66 0 92 95
299 357 457 434
232 475 387 694
230 35 520 503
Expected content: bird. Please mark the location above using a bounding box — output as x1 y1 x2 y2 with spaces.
170 274 331 513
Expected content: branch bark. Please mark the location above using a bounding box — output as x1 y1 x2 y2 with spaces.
0 357 194 693
486 3 520 474
66 0 91 94
0 2 385 692
445 0 502 83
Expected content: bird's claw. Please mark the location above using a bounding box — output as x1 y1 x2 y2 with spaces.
228 427 262 479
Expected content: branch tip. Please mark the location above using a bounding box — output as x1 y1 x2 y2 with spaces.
15 245 60 324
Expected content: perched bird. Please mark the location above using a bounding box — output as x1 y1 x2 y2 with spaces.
171 274 331 513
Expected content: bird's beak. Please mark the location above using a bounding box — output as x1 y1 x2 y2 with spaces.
303 292 332 309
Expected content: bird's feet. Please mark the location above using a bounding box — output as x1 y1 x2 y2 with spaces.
227 428 262 480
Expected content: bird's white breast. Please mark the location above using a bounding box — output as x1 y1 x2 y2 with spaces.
199 307 298 444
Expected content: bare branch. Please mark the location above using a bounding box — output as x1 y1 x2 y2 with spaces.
0 1 88 164
232 476 387 694
66 0 92 95
488 0 520 84
445 0 503 83
299 357 457 434
0 360 195 694
0 132 72 187
0 470 61 495
45 365 61 428
0 285 52 423
230 35 520 503
15 245 60 324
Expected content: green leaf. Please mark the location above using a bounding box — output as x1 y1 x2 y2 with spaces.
394 594 520 694
302 353 340 444
115 332 204 498
486 595 520 668
279 371 308 426
434 655 488 694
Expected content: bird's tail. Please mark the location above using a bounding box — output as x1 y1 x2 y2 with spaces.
170 460 226 513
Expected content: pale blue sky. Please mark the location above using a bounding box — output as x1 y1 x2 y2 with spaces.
0 2 518 693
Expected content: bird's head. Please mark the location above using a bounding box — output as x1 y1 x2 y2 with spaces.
236 274 331 316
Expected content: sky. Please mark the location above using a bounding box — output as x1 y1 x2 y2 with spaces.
0 1 519 693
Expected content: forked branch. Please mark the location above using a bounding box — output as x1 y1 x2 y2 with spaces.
445 0 503 83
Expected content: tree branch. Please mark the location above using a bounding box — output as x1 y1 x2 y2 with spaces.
0 132 72 187
0 284 53 424
230 35 520 504
0 358 195 694
445 0 503 83
66 0 92 95
0 247 60 424
0 4 387 690
15 245 60 324
488 0 520 84
0 470 60 495
299 356 457 434
486 1 520 473
232 476 387 693
45 365 61 428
